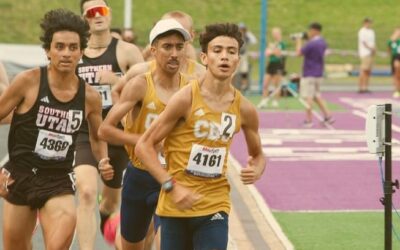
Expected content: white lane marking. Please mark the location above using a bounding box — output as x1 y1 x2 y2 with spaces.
0 154 9 166
229 156 295 250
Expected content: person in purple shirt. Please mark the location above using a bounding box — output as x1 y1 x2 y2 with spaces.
295 22 334 128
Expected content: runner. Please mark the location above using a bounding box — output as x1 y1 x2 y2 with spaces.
258 27 286 108
135 23 266 250
0 9 111 249
76 1 144 249
99 18 190 250
112 11 205 100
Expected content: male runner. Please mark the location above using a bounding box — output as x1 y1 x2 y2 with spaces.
99 18 190 250
76 1 144 249
112 11 205 100
0 9 110 249
135 23 266 250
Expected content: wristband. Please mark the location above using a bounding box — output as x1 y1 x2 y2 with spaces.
161 177 175 193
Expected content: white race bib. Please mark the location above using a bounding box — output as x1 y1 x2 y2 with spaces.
158 152 166 167
34 129 72 160
93 85 112 108
186 144 226 178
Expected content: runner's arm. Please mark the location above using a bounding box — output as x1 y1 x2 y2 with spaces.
0 70 32 122
0 62 9 96
99 75 147 146
240 98 266 184
135 85 192 184
135 86 201 209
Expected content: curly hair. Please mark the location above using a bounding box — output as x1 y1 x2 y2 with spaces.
199 23 244 53
40 9 89 50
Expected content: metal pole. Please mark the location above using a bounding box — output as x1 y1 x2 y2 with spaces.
384 103 392 250
258 0 267 94
124 0 132 29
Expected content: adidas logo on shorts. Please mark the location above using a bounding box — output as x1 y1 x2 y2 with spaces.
210 212 224 221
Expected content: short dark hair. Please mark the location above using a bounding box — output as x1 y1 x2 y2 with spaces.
199 23 244 53
363 17 372 23
80 0 109 14
40 9 89 50
309 22 322 32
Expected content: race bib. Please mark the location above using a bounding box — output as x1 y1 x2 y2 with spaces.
158 152 166 167
220 112 236 139
93 85 112 108
34 129 72 160
186 144 226 178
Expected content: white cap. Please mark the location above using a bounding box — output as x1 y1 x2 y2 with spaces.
149 18 191 44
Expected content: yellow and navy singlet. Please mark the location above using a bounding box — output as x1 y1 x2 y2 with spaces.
124 71 187 170
157 80 242 217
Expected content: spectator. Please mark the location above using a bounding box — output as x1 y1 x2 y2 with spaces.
358 17 375 93
295 22 334 128
388 27 400 98
258 27 286 108
122 27 138 44
235 22 257 92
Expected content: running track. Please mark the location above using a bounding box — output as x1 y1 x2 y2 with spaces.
231 91 400 212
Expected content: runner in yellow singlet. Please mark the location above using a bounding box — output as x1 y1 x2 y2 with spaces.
98 19 190 250
135 23 266 250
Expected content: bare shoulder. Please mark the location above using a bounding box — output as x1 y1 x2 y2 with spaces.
118 39 142 55
125 61 151 80
11 67 40 90
121 73 148 100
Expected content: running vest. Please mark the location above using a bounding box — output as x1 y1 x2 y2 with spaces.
156 80 242 217
77 37 123 132
149 59 196 77
8 66 85 170
124 72 187 170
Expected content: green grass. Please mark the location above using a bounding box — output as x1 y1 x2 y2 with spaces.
245 95 345 111
2 0 400 53
274 211 400 250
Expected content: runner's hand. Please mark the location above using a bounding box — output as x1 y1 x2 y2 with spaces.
99 158 114 180
240 156 261 185
0 169 14 198
170 183 202 210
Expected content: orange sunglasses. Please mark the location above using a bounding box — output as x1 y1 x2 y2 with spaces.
84 6 109 18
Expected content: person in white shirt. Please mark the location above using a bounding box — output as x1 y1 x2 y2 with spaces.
358 17 375 93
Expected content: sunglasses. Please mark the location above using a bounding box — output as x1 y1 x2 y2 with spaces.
84 6 110 18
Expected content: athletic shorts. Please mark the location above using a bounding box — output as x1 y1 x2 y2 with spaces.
266 61 284 75
120 164 160 243
74 132 128 188
360 55 373 71
4 162 75 209
391 55 400 74
160 211 229 250
300 77 323 99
